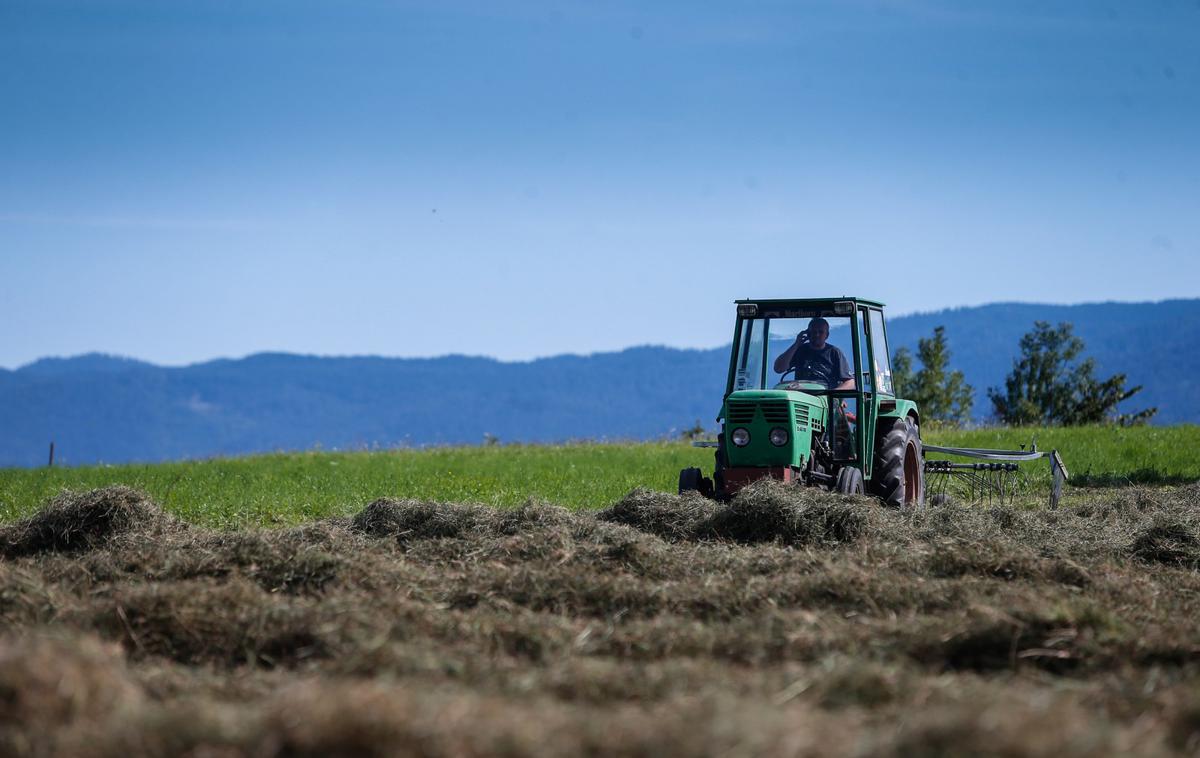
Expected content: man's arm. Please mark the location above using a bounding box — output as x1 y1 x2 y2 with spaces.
832 347 855 390
773 337 803 374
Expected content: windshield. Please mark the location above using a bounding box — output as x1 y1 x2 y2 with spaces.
732 314 856 393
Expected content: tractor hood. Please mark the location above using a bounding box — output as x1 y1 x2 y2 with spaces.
721 389 827 469
726 387 820 404
725 385 838 410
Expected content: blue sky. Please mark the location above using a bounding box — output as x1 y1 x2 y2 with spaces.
2 0 1198 367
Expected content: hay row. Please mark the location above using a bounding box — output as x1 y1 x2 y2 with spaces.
0 481 1198 755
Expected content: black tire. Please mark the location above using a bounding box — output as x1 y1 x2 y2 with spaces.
679 467 703 495
834 466 864 495
712 469 729 501
712 432 727 499
872 416 925 508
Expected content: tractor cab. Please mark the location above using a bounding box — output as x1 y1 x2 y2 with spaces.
731 302 893 396
680 297 925 507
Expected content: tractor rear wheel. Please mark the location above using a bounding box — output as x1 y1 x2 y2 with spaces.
834 466 864 495
872 416 925 508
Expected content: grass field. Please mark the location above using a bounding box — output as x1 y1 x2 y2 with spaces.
1 426 1199 755
1 425 1197 528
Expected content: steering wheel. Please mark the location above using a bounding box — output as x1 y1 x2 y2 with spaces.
777 367 796 382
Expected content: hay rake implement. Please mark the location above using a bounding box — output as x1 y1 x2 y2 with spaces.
922 443 1069 508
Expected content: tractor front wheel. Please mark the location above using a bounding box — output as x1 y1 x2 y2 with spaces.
834 466 864 495
679 467 714 498
872 416 925 508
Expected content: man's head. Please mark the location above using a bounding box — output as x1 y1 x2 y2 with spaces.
806 317 830 348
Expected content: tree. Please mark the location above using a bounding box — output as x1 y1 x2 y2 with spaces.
892 347 914 398
680 419 707 441
988 321 1156 426
891 326 974 426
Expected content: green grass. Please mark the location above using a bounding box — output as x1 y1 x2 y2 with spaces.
1 425 1197 529
0 443 714 528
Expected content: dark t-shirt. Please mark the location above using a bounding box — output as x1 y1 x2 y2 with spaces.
789 343 852 388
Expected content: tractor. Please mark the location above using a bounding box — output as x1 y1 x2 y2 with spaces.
680 297 925 507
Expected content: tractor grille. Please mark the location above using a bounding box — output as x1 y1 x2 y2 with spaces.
760 401 790 423
726 399 791 425
794 403 809 430
726 400 757 424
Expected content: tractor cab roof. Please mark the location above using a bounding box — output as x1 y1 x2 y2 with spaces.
733 297 885 319
734 297 885 309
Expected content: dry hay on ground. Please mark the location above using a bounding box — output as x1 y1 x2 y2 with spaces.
2 481 1200 755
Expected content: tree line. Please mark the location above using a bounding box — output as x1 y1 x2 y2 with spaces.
892 321 1155 427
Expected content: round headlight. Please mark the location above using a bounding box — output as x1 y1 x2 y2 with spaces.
769 428 789 447
731 428 751 447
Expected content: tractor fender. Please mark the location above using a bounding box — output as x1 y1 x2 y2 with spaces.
877 399 920 428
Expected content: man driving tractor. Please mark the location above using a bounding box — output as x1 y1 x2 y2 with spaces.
772 317 855 390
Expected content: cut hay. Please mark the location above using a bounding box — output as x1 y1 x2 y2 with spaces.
76 577 337 666
0 632 143 731
598 482 870 546
0 486 184 558
351 498 485 541
1129 514 1200 568
596 488 718 542
698 479 871 546
0 483 1197 755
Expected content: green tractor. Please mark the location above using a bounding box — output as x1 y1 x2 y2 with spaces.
680 297 925 507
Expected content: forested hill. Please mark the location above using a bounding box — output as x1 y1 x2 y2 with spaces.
1 299 1196 466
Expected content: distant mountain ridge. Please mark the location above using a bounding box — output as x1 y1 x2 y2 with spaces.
1 299 1196 467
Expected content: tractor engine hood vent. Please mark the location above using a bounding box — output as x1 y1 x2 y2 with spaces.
726 399 792 424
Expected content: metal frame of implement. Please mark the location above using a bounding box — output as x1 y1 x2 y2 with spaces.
923 444 1069 508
